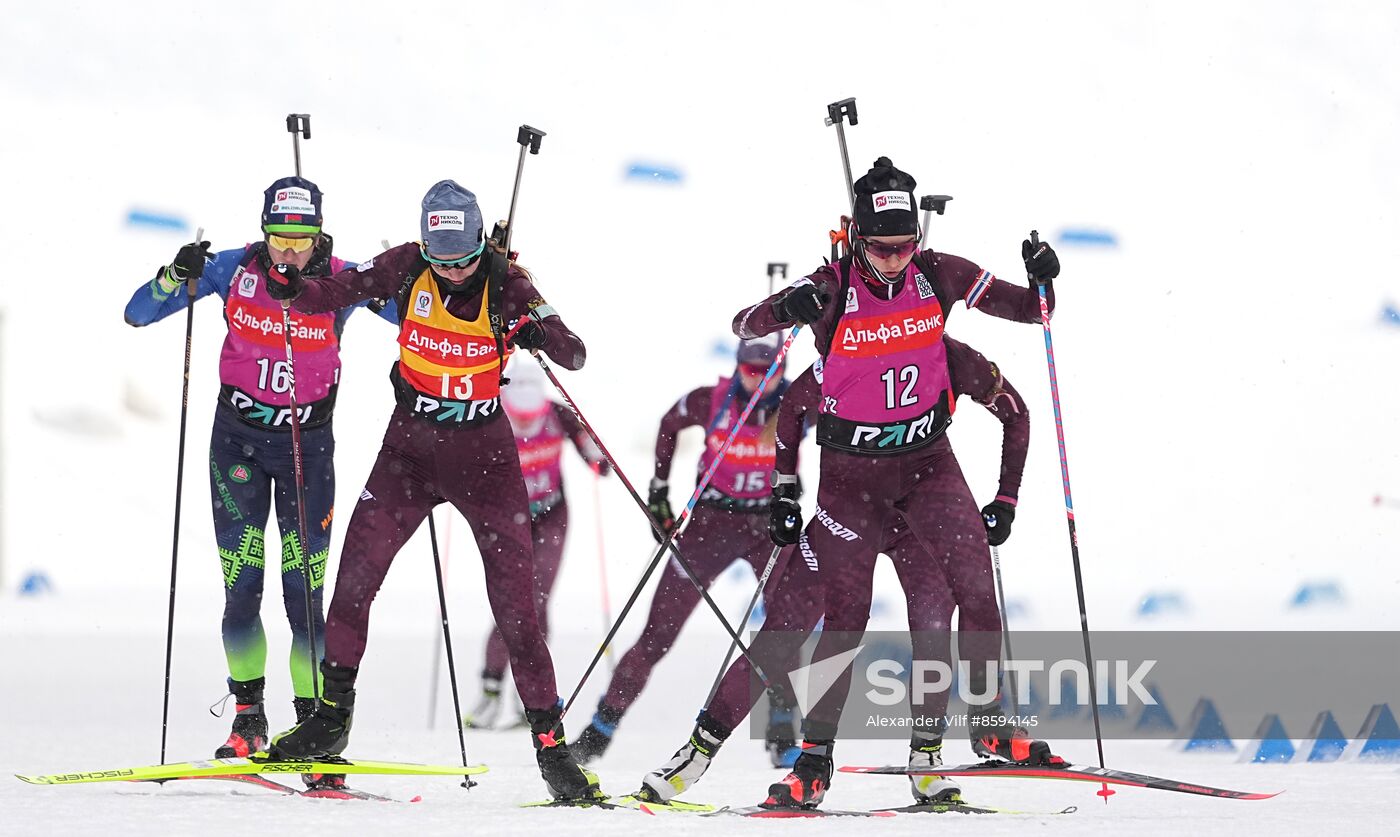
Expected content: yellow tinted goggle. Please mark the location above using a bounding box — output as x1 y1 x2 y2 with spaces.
267 234 316 254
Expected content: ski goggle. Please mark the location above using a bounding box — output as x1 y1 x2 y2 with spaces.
737 362 771 377
266 233 317 254
859 237 920 260
421 239 486 269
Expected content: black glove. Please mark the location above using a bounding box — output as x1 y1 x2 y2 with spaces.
168 240 212 283
647 480 676 544
772 284 829 324
1022 238 1060 283
769 478 802 546
266 263 304 301
510 318 548 351
981 500 1016 547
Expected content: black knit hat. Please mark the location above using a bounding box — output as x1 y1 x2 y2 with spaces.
852 157 918 236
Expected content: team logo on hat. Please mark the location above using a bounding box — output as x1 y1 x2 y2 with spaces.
872 191 911 212
427 211 466 231
271 187 316 215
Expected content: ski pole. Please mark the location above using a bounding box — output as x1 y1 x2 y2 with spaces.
1031 229 1111 800
590 468 616 672
990 544 1018 704
701 544 783 710
427 509 452 728
532 348 779 709
158 225 203 765
279 112 322 703
426 511 476 788
699 262 789 710
530 328 802 725
824 98 858 214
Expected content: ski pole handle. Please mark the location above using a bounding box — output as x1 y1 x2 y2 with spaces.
1028 229 1051 287
187 226 204 300
503 314 533 343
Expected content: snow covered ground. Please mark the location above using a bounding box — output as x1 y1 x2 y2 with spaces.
3 0 1400 833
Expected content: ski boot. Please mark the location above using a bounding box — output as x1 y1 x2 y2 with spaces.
763 739 833 809
214 677 268 758
526 705 605 802
291 696 348 791
765 702 799 769
636 713 728 803
907 734 962 804
973 725 1067 766
571 700 622 765
462 675 504 730
270 663 356 759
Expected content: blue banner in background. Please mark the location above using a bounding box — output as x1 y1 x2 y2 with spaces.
125 209 188 233
1057 227 1119 247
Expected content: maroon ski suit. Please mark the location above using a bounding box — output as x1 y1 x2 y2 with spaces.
290 243 585 712
704 336 1030 734
732 250 1048 741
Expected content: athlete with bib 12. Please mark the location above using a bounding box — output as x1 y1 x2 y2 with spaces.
730 157 1065 809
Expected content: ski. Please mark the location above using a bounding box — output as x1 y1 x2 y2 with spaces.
874 800 1078 815
521 797 621 810
301 786 419 803
840 762 1280 800
17 753 488 786
164 774 419 802
167 774 300 795
704 805 895 818
613 794 716 813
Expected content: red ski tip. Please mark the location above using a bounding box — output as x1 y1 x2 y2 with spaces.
410 795 423 803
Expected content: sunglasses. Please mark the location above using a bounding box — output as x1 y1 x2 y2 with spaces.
859 237 920 260
738 363 770 377
421 239 487 269
267 233 317 254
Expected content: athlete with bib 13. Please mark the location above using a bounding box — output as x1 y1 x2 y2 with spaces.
730 157 1065 809
261 180 601 802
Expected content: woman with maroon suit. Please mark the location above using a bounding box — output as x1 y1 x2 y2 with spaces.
262 180 600 801
731 157 1063 808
